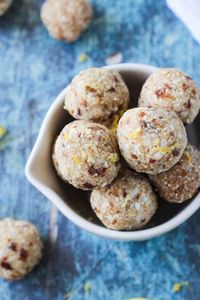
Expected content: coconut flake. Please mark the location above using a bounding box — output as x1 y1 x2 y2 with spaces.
105 52 123 65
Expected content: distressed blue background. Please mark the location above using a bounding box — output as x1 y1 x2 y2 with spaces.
0 0 200 299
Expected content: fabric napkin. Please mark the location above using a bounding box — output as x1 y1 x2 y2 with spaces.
167 0 200 44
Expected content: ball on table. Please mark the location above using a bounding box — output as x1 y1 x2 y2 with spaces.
41 0 93 42
0 219 43 280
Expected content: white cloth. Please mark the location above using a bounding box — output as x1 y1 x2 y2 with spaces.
167 0 200 43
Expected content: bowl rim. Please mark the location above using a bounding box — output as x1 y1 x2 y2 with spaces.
25 63 200 241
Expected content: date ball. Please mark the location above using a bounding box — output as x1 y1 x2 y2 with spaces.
64 68 129 123
117 107 187 174
138 68 200 124
52 120 120 190
0 0 12 16
0 219 43 280
149 145 200 203
41 0 92 42
90 170 158 230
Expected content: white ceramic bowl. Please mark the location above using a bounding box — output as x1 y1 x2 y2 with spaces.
25 63 200 241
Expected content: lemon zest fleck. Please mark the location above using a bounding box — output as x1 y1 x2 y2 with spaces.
83 282 92 293
154 145 172 154
107 115 120 132
72 156 82 165
0 126 7 138
127 128 142 139
78 53 89 63
64 132 69 142
185 151 192 163
107 109 126 132
172 281 189 293
108 153 118 163
153 142 180 154
119 108 127 117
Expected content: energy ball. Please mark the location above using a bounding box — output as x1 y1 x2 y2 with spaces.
117 107 187 174
0 0 12 16
52 120 120 190
90 169 158 230
0 219 43 280
149 145 200 203
41 0 92 42
138 68 200 124
64 68 129 123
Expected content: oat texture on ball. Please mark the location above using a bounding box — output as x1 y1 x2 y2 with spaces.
149 145 200 203
64 68 129 123
41 0 92 42
117 107 187 174
0 219 43 280
52 120 120 190
0 0 12 16
138 68 200 124
90 169 158 230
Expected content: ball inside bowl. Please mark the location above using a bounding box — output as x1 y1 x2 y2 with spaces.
25 63 200 241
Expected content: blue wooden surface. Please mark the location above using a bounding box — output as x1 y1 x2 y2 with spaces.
0 0 200 299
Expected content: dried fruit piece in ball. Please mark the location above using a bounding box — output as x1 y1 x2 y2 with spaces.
149 144 200 203
90 169 158 230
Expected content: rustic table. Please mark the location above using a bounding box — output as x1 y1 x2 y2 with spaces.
0 0 200 299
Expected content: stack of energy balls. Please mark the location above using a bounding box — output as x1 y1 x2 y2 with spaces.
53 67 200 231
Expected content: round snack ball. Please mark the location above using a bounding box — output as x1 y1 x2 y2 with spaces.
41 0 92 42
149 145 200 203
117 107 187 174
138 68 200 124
90 169 158 230
64 68 129 123
52 120 120 190
0 219 43 280
0 0 12 16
